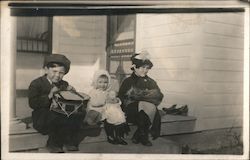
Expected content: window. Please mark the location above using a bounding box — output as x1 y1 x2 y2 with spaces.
16 17 52 54
106 15 136 85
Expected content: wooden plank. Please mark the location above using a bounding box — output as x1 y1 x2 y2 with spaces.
157 80 190 93
204 13 244 27
152 57 190 70
9 115 196 151
201 93 243 106
203 33 244 49
143 33 191 48
195 105 243 119
146 45 192 58
204 20 244 37
149 69 190 81
203 82 243 94
202 71 243 82
142 14 197 28
203 59 243 71
203 46 243 60
9 134 47 152
142 24 192 39
161 115 196 123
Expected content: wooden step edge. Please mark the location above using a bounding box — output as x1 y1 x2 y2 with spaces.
10 115 197 136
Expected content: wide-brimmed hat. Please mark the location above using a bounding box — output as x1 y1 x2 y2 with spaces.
43 54 71 74
131 51 153 69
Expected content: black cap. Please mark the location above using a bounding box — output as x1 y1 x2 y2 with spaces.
43 54 71 74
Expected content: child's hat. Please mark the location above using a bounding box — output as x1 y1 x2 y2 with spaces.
131 50 153 69
43 54 71 74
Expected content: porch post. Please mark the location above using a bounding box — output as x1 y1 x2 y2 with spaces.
1 3 26 132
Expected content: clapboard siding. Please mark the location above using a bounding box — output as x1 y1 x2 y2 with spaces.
149 69 190 81
204 13 244 26
204 23 243 38
142 14 197 28
143 24 192 38
202 94 243 107
203 71 243 82
204 34 243 49
143 33 192 48
196 105 243 118
146 46 192 58
136 13 244 131
203 59 243 71
136 14 194 116
152 57 190 69
203 82 243 94
158 81 190 94
203 47 243 60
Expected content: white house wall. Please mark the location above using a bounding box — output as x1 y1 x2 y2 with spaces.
135 13 244 131
197 13 244 130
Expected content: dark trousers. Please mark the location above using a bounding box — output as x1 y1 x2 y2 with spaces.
124 102 161 139
47 112 84 148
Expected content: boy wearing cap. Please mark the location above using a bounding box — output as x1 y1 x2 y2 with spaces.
28 54 84 153
118 51 164 146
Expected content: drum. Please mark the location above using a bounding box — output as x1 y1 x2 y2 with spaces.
50 90 90 117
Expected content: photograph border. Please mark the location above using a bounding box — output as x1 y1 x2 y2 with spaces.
1 0 249 160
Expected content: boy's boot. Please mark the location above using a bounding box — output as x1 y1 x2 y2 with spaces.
131 129 140 144
46 135 64 153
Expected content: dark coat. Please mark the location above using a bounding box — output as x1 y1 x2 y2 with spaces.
28 75 69 134
118 73 164 138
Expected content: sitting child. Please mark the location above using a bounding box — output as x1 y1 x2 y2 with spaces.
103 91 130 145
84 70 129 145
84 70 111 125
28 54 86 153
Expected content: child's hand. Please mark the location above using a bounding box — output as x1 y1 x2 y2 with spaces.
48 86 59 99
67 85 76 91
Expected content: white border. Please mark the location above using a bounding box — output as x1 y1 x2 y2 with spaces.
1 1 249 160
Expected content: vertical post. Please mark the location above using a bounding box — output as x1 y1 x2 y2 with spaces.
1 2 26 133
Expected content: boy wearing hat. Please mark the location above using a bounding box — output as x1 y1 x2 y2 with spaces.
28 54 85 153
118 51 164 146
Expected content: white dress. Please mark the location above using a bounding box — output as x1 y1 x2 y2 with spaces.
87 88 108 116
103 100 126 125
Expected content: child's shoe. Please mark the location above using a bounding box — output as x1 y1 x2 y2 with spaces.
107 136 118 145
116 137 128 145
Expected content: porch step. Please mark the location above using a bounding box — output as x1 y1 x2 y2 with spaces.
9 114 196 152
38 137 181 154
80 114 196 144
